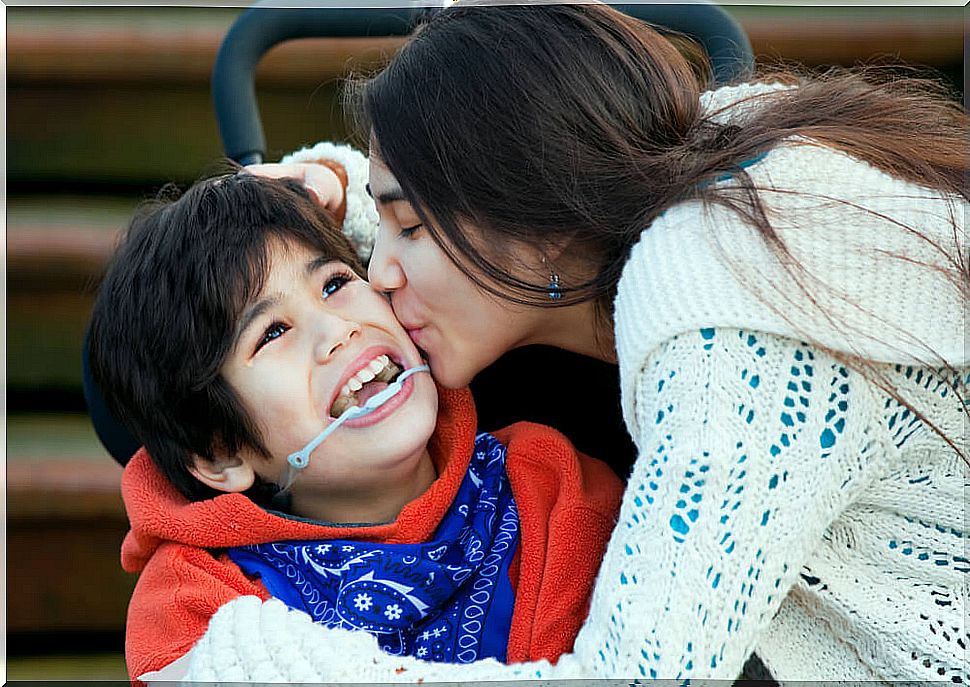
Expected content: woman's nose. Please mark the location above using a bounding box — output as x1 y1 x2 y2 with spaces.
367 229 406 294
314 315 362 363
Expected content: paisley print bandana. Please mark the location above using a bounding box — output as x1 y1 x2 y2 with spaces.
228 433 520 663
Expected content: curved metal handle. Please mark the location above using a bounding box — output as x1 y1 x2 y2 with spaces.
212 2 754 164
213 6 425 165
613 3 753 83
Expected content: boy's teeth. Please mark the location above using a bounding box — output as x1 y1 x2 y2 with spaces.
331 354 404 416
331 394 356 417
374 360 402 383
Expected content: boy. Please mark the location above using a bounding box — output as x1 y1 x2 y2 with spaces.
88 167 623 681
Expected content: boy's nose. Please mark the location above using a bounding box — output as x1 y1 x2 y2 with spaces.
314 316 362 364
367 232 406 294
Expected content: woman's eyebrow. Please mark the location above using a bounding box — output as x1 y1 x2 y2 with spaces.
365 182 407 204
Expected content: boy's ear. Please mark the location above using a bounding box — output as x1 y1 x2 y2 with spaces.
188 453 256 494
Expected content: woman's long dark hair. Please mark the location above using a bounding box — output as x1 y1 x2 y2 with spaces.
355 2 968 459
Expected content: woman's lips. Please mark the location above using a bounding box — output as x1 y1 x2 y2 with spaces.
405 326 428 350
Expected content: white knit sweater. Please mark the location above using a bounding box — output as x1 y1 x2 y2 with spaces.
176 83 969 684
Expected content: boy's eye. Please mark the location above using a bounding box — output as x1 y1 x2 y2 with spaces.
255 322 288 353
399 223 423 239
322 271 354 299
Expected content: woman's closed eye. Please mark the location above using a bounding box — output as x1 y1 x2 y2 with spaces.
399 223 423 239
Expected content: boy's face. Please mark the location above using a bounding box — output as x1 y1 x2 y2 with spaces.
219 237 439 521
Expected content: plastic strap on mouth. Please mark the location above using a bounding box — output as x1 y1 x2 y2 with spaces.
283 364 431 480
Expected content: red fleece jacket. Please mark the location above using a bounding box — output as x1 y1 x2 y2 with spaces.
121 387 622 679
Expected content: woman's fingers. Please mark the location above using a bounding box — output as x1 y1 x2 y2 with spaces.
245 162 347 223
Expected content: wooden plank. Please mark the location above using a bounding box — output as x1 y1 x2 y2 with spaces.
6 200 127 387
7 198 139 283
7 292 95 387
7 414 133 634
7 6 962 85
7 520 136 633
7 413 115 461
8 228 120 286
8 30 404 86
6 7 402 85
8 8 962 185
7 458 124 520
744 17 963 66
6 654 128 682
7 83 351 184
7 414 125 518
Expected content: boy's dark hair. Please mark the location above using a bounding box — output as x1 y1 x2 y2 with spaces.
88 171 363 501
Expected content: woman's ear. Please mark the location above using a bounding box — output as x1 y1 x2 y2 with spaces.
539 236 573 264
188 453 257 494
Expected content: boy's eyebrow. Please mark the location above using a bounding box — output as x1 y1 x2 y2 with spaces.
234 296 280 349
233 256 339 350
305 254 334 277
365 182 407 205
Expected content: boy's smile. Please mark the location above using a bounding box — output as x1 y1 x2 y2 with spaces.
215 237 439 524
329 348 403 419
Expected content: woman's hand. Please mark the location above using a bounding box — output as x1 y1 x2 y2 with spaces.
246 161 348 225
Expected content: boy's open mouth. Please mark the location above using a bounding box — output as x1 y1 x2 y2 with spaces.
329 354 404 417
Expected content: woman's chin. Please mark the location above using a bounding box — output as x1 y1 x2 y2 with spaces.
418 352 460 390
430 361 473 390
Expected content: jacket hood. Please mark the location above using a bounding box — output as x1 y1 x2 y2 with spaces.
120 386 477 573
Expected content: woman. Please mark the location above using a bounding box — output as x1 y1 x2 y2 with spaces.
182 3 968 682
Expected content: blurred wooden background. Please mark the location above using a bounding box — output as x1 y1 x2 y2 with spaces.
5 4 964 680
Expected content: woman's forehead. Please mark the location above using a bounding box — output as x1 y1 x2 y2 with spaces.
367 157 405 203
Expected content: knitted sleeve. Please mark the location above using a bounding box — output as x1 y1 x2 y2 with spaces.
181 328 889 682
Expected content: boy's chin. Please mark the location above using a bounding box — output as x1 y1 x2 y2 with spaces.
389 405 438 453
396 408 438 458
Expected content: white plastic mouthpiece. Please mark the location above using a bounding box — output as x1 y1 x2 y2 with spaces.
276 364 431 492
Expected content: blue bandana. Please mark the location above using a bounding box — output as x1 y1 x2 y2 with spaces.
227 433 520 663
